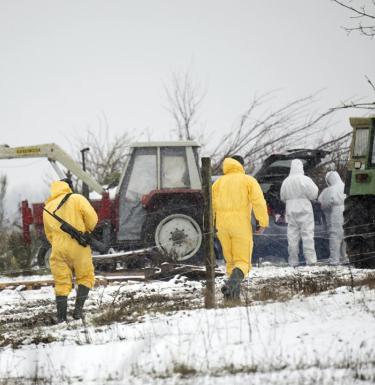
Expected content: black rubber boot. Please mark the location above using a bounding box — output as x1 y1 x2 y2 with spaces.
73 285 90 320
221 268 244 303
55 296 68 323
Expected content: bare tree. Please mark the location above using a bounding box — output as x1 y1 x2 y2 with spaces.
75 114 133 186
332 0 375 37
365 75 375 92
164 71 205 141
209 93 325 172
0 174 7 230
311 132 352 189
209 92 374 174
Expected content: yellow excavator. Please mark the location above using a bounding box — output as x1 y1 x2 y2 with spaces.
0 143 104 195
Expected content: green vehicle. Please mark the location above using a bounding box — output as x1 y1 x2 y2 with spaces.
344 117 375 268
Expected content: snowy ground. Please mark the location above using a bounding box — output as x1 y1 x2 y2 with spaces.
0 265 375 385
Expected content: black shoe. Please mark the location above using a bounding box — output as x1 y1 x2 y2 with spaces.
55 296 68 323
222 268 244 302
221 284 229 296
73 285 90 320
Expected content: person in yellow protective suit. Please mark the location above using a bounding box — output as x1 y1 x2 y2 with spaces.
212 156 269 301
43 179 98 323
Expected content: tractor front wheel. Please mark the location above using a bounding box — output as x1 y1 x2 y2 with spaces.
344 196 375 269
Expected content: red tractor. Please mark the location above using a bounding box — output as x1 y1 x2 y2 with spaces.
1 142 204 270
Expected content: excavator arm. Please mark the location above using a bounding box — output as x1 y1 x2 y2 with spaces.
0 143 104 194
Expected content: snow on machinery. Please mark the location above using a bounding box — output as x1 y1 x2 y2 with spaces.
0 142 204 270
344 117 375 268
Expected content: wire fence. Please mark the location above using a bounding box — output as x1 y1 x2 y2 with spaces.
1 222 375 268
0 197 374 277
0 225 374 280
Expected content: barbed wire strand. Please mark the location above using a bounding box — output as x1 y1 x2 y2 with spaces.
1 224 375 278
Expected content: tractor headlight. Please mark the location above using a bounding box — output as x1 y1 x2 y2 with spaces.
355 173 371 183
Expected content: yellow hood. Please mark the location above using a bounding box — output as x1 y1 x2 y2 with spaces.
45 181 72 204
223 158 245 175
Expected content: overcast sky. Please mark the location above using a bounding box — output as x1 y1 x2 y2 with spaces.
0 0 374 212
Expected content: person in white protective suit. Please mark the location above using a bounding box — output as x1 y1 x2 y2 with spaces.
318 171 348 265
280 159 319 267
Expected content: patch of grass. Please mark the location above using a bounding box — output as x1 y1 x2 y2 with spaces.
139 362 198 380
0 336 24 349
28 334 57 346
94 269 375 323
0 377 52 385
220 363 259 375
242 269 375 304
0 328 57 349
172 363 198 378
358 276 375 290
93 291 200 326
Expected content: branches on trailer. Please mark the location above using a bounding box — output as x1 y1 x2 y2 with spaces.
209 90 374 174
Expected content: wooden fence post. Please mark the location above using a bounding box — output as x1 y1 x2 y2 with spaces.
201 157 215 308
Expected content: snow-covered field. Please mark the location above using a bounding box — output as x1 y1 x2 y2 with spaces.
0 266 375 385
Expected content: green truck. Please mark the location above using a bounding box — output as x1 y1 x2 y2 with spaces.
344 117 375 268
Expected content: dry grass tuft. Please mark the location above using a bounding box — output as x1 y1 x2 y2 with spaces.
93 291 201 326
242 269 375 303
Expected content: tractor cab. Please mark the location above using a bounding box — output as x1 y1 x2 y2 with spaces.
15 141 205 270
345 117 375 195
116 142 203 262
344 117 375 268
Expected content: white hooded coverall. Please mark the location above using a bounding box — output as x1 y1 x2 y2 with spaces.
318 171 347 265
280 159 319 266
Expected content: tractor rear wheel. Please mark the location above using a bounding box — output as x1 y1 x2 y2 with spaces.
142 205 203 264
344 196 375 268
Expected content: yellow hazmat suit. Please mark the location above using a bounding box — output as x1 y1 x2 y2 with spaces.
212 158 269 276
43 181 98 296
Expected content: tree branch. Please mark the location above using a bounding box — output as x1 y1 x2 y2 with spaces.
332 0 375 37
332 0 375 19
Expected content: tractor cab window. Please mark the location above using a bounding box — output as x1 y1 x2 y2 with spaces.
126 148 157 198
161 147 190 188
353 128 369 157
118 147 157 241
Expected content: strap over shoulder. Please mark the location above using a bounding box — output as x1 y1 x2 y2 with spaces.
53 193 73 214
